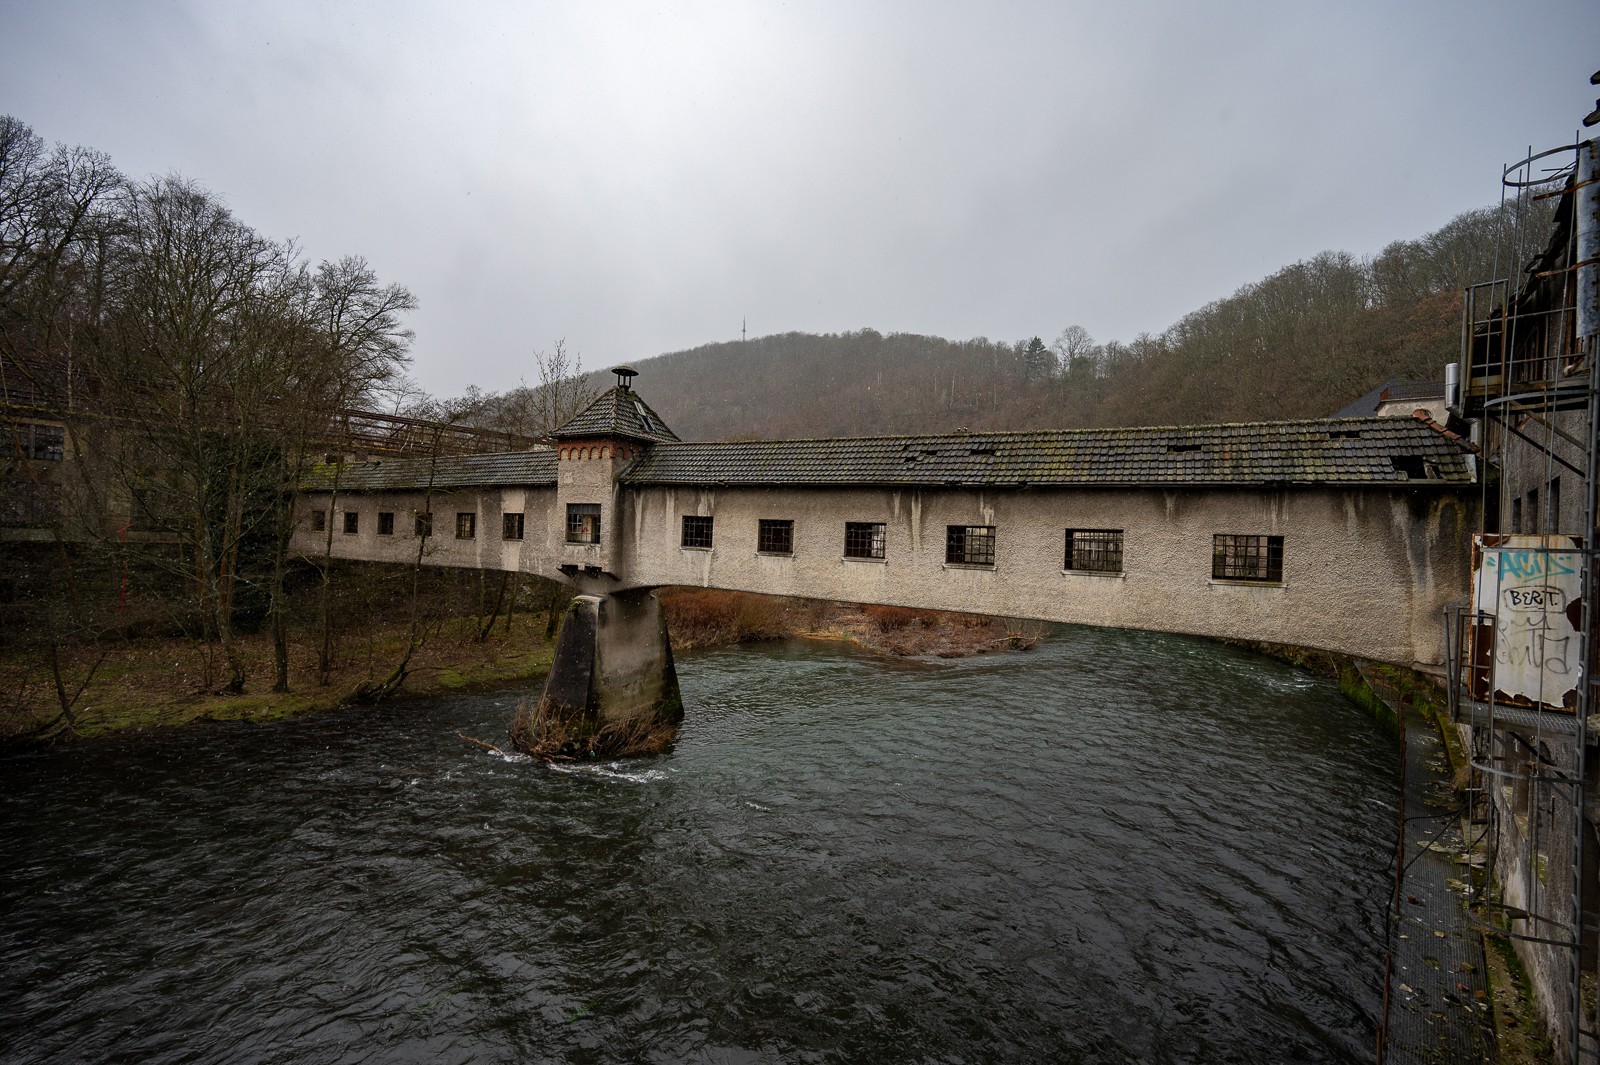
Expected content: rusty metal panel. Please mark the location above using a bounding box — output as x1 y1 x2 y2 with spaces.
1469 533 1585 710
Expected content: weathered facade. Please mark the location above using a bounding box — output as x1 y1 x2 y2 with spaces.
1447 131 1600 1063
296 387 1478 669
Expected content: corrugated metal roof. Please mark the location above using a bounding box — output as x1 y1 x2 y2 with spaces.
620 415 1476 488
305 449 557 491
553 386 680 442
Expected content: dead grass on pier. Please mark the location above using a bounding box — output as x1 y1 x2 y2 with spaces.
509 696 678 761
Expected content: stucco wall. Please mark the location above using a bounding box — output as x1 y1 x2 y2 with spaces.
291 486 557 572
294 480 1475 667
619 483 1473 666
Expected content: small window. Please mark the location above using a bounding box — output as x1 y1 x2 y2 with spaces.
1511 497 1523 535
682 515 714 549
758 518 793 555
503 512 525 540
377 512 395 536
567 503 601 544
1212 534 1283 583
1065 529 1123 573
945 525 995 566
456 512 476 539
343 511 359 535
844 521 886 560
310 510 327 532
1527 488 1539 533
414 512 433 538
1549 476 1561 530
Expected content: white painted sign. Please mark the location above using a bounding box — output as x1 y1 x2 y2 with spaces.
1472 534 1584 709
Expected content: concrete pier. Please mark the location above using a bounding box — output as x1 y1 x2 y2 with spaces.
513 589 682 758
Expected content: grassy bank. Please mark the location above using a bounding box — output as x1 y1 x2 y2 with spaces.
1 615 556 745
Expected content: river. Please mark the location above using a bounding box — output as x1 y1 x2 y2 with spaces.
0 626 1395 1064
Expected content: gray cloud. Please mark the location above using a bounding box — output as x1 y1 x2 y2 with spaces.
3 0 1594 395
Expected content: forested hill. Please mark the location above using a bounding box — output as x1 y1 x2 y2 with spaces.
604 203 1537 441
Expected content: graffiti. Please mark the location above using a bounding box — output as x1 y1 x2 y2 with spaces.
1482 550 1578 580
1502 586 1567 613
1474 536 1583 708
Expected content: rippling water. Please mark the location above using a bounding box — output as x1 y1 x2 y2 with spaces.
0 627 1395 1064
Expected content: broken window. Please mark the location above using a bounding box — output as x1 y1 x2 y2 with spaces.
377 511 395 536
503 512 524 540
758 519 793 555
456 512 476 539
567 503 601 544
844 521 886 560
414 512 433 538
1212 534 1283 583
945 525 995 566
342 511 359 535
1065 529 1123 573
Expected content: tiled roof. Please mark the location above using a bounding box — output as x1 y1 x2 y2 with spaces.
301 415 1476 493
1333 378 1446 418
620 415 1475 488
554 386 679 443
305 449 557 491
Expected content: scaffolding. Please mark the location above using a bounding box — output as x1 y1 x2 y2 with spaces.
1445 126 1600 1064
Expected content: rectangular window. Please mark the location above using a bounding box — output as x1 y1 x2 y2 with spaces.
844 521 886 560
377 511 395 536
681 514 714 549
945 524 996 566
1511 497 1523 536
414 512 432 538
1212 534 1283 583
758 518 794 555
343 511 359 535
1527 488 1539 533
1065 529 1123 573
310 510 327 532
7 423 64 461
456 512 476 539
1549 476 1561 530
567 503 601 544
503 512 525 540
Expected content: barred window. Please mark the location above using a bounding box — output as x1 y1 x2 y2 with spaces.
682 515 714 549
758 518 793 555
1065 529 1123 573
567 503 601 544
7 423 64 461
414 512 432 538
1212 534 1283 582
310 510 326 532
945 525 996 566
456 512 476 539
844 521 886 559
503 512 525 540
343 511 359 535
377 511 395 536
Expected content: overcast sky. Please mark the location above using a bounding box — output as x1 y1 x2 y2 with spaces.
3 1 1595 396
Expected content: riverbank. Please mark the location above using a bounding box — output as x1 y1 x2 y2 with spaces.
1 590 1040 746
0 614 559 745
659 588 1041 656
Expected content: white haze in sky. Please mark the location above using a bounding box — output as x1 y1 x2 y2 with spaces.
2 0 1595 396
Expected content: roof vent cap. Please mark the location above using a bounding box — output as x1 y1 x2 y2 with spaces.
611 365 638 391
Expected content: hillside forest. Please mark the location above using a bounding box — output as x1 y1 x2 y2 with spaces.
455 200 1549 441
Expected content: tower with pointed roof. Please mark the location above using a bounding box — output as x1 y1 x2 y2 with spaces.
550 366 678 584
